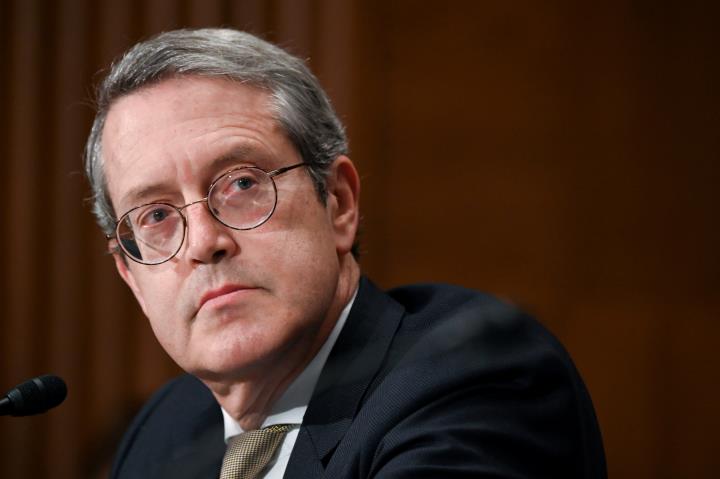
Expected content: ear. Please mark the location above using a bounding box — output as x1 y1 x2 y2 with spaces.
112 252 149 315
326 155 360 256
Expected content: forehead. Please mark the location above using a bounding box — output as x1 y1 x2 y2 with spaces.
104 76 275 137
101 76 291 211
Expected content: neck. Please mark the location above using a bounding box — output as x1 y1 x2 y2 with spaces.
205 255 360 430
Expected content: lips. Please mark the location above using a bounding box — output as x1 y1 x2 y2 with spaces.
198 284 256 310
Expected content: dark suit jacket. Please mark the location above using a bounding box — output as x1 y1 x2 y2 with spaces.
111 278 606 478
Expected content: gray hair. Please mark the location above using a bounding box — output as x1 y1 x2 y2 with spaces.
85 28 348 236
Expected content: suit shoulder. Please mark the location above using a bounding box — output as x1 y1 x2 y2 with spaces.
380 283 597 436
355 283 606 477
388 282 525 330
124 374 213 429
387 282 564 359
111 374 223 479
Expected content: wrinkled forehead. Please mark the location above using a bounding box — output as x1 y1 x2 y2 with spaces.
100 77 282 210
102 76 276 156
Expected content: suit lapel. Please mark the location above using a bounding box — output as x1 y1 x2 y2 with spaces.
285 277 405 476
155 401 225 479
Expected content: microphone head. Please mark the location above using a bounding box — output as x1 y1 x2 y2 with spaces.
2 374 67 416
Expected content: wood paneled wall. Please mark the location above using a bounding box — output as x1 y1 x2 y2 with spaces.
0 1 717 477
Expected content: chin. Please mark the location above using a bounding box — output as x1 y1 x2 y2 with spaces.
185 338 278 382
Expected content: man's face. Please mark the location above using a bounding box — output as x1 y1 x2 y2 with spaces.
102 77 356 381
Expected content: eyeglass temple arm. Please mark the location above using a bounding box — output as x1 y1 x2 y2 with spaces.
104 163 306 242
268 162 306 178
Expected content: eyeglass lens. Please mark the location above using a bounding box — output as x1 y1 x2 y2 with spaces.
116 167 279 264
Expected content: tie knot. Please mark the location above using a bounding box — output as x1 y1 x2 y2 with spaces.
220 424 294 479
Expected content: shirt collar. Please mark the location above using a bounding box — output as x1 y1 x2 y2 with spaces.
222 287 358 441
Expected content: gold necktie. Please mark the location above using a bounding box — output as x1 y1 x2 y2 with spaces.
219 423 293 479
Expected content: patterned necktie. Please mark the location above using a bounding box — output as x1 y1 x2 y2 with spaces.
219 423 294 479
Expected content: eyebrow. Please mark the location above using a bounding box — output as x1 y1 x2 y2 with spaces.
117 144 270 214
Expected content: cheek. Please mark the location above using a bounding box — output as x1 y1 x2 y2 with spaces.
267 204 338 276
245 198 339 304
273 225 340 308
134 273 190 345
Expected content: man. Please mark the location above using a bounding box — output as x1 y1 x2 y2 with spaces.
85 28 606 478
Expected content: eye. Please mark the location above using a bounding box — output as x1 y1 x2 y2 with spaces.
232 176 257 191
212 168 268 209
219 170 264 199
151 209 168 222
135 204 175 227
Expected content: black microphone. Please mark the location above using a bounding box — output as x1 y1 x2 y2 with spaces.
0 375 67 416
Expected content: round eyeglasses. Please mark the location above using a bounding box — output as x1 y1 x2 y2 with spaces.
108 163 306 265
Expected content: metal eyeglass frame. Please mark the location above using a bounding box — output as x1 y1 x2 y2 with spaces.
106 162 307 265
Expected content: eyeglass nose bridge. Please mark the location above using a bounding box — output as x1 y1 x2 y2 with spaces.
177 196 210 214
175 196 226 238
177 193 234 229
112 163 305 265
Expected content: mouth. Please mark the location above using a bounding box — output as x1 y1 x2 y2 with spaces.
198 284 257 311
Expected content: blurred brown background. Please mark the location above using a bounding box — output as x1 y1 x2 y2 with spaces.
0 0 718 477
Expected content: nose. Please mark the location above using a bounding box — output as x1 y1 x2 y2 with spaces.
182 200 238 264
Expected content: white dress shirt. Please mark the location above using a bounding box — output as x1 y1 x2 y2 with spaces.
221 289 357 479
